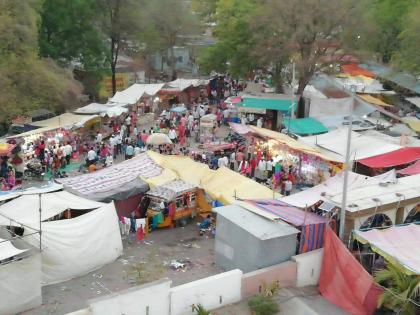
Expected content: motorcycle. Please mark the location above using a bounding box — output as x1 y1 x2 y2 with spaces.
24 160 45 180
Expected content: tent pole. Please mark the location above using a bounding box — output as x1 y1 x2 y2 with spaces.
39 193 42 251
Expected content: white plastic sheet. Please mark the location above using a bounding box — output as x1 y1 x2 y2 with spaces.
24 202 123 285
0 238 28 260
0 252 42 315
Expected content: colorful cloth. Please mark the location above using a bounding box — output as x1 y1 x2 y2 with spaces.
299 223 326 254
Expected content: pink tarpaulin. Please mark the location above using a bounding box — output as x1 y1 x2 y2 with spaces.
354 224 420 275
203 143 236 152
319 228 383 315
358 147 420 168
396 160 420 176
246 199 327 226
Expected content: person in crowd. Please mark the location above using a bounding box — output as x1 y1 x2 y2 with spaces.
86 147 97 166
125 142 134 160
284 178 293 196
64 142 72 166
105 153 113 167
96 131 103 143
229 151 236 170
168 127 177 143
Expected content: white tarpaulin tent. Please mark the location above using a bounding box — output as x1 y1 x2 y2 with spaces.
0 182 63 202
0 238 41 315
30 113 99 129
0 191 103 226
166 78 207 91
74 103 128 117
300 128 402 161
0 193 123 285
109 83 165 104
0 238 28 261
280 171 397 209
308 97 376 118
406 97 420 109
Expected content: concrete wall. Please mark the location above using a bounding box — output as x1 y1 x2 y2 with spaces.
215 215 297 273
170 269 242 315
89 279 171 315
241 261 297 299
292 249 324 287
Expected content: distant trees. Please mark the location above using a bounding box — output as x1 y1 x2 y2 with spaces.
0 0 81 134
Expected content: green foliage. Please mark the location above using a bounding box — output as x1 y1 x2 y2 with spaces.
198 0 258 77
392 3 420 75
0 0 81 134
192 0 218 21
248 294 279 315
374 263 420 315
39 0 108 72
191 304 212 315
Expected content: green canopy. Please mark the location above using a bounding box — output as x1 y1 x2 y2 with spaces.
285 118 328 135
238 97 294 112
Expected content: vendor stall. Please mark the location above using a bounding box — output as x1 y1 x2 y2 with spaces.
145 179 197 229
200 114 217 143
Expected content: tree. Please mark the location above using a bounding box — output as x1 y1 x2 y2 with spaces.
198 0 258 78
98 0 143 95
142 0 201 80
0 0 81 134
192 0 218 21
392 3 420 75
39 0 107 72
375 263 420 315
253 0 360 117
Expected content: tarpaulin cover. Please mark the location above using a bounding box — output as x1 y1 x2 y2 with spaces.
285 117 328 135
358 147 420 168
396 160 420 176
319 228 383 315
229 122 253 135
0 238 28 261
407 120 420 133
0 251 42 315
354 224 420 275
24 202 123 285
299 223 326 253
57 153 159 201
342 63 375 78
245 199 327 226
109 83 165 104
0 191 104 226
238 97 294 112
358 94 393 107
30 113 99 129
0 182 63 202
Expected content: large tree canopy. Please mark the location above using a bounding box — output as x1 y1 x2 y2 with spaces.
0 0 81 134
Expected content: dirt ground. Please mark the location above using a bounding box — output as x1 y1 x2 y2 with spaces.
21 221 221 315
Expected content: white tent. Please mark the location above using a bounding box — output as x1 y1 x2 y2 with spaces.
74 103 128 117
280 171 397 209
0 192 123 285
0 182 63 202
300 128 401 161
0 238 28 261
308 97 376 118
166 78 207 91
0 191 103 226
109 83 165 104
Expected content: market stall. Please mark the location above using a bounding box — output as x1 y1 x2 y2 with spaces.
145 180 197 229
200 114 217 143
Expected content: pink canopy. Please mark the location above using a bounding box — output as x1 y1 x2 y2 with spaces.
396 160 420 176
230 96 242 104
354 224 420 275
246 199 327 226
358 147 420 168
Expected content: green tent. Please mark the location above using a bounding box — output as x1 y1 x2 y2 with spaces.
285 118 328 135
238 97 295 112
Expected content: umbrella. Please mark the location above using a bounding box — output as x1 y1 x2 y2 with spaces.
146 133 172 145
0 143 16 156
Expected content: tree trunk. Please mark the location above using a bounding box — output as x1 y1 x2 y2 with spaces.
110 37 119 96
296 77 310 118
169 45 177 81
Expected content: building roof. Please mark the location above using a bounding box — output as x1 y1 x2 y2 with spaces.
215 205 299 240
358 147 420 168
238 97 294 112
286 118 328 135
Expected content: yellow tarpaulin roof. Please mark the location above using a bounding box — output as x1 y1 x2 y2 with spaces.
147 151 280 204
31 113 99 129
407 120 420 133
359 94 393 107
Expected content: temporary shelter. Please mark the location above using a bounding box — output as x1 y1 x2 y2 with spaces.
0 237 41 315
396 160 420 176
358 147 420 168
353 224 420 275
237 96 294 114
164 78 207 91
358 94 393 108
0 143 16 156
0 182 63 202
30 113 99 130
242 199 328 253
74 103 128 117
284 117 328 136
308 97 375 118
58 153 160 216
109 83 165 105
301 128 402 161
406 97 420 109
0 192 123 285
315 115 376 132
214 204 299 273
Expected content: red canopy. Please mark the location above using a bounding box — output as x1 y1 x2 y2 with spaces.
358 147 420 168
342 63 375 78
319 228 383 315
396 160 420 176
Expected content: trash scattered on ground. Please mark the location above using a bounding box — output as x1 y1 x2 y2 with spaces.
169 260 185 269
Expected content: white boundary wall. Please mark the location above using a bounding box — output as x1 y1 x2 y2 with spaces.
292 249 323 287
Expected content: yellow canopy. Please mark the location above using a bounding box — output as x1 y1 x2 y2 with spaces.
359 94 393 108
147 151 280 204
407 120 420 133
